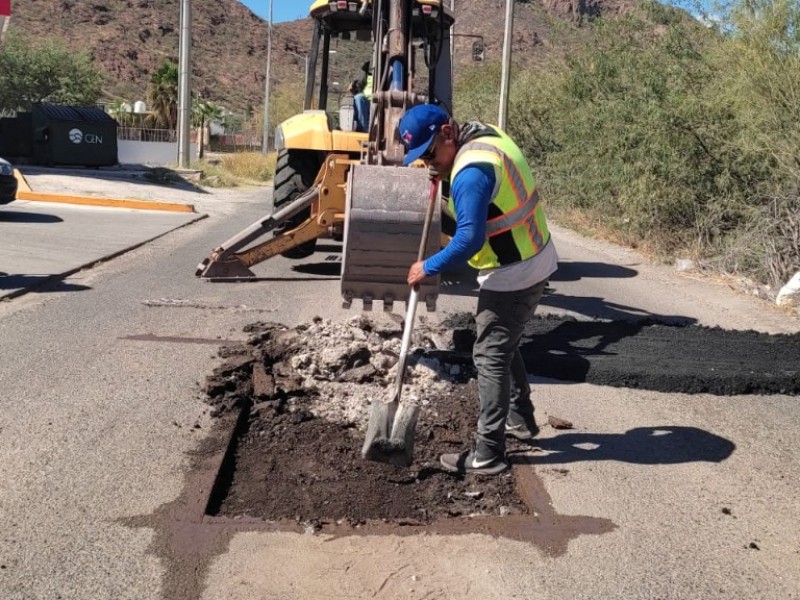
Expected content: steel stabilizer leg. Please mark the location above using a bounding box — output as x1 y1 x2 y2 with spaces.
196 186 320 279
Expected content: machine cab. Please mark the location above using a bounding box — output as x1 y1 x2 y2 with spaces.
275 0 454 158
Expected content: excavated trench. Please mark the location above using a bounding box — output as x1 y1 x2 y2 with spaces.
203 317 528 524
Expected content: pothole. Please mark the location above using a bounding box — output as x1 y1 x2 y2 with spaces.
203 317 532 525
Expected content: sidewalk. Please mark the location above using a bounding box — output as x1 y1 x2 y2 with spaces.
16 165 204 212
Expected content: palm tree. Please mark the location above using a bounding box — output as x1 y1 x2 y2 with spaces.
192 98 223 158
146 61 179 130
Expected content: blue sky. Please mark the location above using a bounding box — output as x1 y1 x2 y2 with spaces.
239 1 310 22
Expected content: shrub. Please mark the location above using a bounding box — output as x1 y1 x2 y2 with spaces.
499 0 799 286
222 152 277 182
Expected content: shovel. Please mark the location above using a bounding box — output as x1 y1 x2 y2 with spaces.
361 178 439 467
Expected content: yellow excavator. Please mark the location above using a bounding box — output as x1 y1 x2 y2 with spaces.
195 0 454 312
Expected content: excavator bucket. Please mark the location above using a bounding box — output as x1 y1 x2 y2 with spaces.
342 166 440 312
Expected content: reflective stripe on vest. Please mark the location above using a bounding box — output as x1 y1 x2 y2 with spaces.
364 74 374 101
449 129 550 270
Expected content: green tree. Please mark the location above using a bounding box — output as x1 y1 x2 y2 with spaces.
0 33 102 113
192 98 224 158
249 80 306 142
146 61 179 129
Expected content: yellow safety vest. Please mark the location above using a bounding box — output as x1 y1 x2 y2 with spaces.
448 126 550 270
364 74 374 101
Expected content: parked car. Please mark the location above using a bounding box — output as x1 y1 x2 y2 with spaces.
0 157 18 205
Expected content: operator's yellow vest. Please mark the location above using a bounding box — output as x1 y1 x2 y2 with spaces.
364 74 374 101
448 126 550 270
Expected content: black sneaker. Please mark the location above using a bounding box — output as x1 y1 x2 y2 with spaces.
440 448 509 475
505 414 540 441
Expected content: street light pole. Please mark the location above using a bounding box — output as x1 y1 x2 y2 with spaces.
450 0 455 80
498 0 514 129
261 0 273 154
0 0 11 45
286 50 310 101
177 0 192 168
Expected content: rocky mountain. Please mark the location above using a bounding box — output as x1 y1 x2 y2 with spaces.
5 0 636 114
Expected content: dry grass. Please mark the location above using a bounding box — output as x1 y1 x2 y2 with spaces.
190 151 277 188
221 151 277 182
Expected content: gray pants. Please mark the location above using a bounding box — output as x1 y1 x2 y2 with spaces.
473 280 547 456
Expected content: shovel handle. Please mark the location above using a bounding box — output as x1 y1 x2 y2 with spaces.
416 179 439 262
393 179 439 401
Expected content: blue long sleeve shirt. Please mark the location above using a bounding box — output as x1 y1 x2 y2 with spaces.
422 163 496 276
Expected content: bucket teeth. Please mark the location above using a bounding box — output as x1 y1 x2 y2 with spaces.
383 295 394 312
362 294 373 311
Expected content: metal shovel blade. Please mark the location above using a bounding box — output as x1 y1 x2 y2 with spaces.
361 398 419 467
361 286 422 467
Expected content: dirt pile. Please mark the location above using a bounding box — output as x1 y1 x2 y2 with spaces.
204 315 471 426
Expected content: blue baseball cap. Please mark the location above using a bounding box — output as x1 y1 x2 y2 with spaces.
398 104 450 166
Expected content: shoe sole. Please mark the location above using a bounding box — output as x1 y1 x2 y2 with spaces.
505 427 539 441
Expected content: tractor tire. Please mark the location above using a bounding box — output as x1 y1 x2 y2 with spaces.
272 149 324 259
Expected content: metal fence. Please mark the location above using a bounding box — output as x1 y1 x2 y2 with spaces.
209 133 263 152
117 127 268 152
117 127 178 143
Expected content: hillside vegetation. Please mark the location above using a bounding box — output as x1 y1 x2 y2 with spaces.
458 0 800 288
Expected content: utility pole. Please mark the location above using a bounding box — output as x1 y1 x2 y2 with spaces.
286 50 309 99
177 0 192 168
262 0 273 154
0 0 10 45
450 0 455 79
498 0 514 130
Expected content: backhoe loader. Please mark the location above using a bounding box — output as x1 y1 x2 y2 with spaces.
196 0 454 312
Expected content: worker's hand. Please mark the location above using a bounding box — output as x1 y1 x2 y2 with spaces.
407 261 427 286
427 165 440 182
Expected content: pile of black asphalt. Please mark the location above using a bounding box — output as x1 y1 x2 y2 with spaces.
443 314 800 395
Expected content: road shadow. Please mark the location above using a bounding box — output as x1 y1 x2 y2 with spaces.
0 273 91 294
0 211 64 223
539 291 695 324
548 260 638 282
291 261 341 277
315 244 342 254
509 426 735 465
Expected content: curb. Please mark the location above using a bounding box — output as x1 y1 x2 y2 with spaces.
15 190 196 213
13 169 31 193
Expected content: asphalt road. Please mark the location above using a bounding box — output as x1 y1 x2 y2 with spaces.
0 182 798 600
0 199 202 300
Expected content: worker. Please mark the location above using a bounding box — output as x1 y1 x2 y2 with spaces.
350 79 370 133
398 104 558 475
353 59 373 133
358 59 373 102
